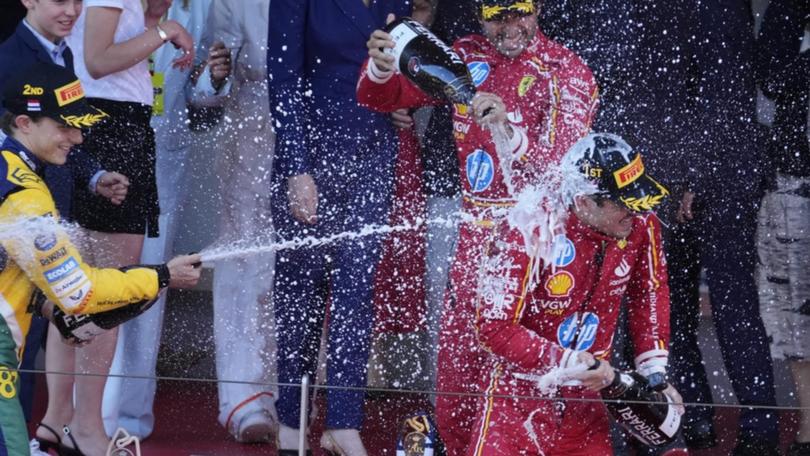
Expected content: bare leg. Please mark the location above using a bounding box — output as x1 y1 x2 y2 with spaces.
791 360 810 443
37 323 77 440
65 231 144 456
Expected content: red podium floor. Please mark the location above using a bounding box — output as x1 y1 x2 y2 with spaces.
28 377 800 456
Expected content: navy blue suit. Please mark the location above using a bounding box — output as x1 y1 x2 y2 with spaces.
0 21 102 423
268 0 409 429
665 1 778 445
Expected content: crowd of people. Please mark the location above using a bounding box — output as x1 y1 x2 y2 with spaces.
0 0 807 455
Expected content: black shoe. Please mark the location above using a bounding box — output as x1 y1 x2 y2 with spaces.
732 435 781 456
34 423 62 454
682 419 717 450
788 441 810 456
60 425 86 456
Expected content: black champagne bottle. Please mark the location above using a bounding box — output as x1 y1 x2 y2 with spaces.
601 370 682 447
382 17 476 105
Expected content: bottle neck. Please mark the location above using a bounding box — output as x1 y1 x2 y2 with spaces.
601 370 632 399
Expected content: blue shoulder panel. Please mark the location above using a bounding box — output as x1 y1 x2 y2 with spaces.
0 152 20 204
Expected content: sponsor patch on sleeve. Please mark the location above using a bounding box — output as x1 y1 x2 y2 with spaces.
51 269 89 297
57 280 92 312
44 257 79 283
34 233 57 251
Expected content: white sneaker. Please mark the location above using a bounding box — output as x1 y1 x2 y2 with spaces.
320 429 368 456
235 410 275 443
277 422 309 451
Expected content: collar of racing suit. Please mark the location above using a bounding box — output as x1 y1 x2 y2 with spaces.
1 136 46 176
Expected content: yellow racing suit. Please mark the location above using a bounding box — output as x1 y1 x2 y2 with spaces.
0 138 167 454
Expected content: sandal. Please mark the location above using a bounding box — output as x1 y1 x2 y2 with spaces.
60 425 86 456
34 423 62 454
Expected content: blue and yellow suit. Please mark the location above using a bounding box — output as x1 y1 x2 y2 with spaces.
0 137 164 455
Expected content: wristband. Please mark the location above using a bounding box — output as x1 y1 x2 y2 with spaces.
122 264 170 288
645 372 668 392
155 24 169 42
154 263 171 288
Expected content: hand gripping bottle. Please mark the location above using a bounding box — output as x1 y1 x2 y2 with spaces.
601 369 682 448
382 17 476 105
49 294 161 345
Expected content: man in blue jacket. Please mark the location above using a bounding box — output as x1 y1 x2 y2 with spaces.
0 0 129 427
267 1 412 453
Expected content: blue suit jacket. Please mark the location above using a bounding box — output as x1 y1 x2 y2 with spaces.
267 0 410 179
0 22 101 220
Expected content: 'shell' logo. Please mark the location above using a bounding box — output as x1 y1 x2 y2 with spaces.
545 271 574 297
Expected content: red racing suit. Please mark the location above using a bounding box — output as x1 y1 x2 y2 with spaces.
466 213 670 456
357 31 599 454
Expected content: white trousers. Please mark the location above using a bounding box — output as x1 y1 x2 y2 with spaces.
211 120 277 433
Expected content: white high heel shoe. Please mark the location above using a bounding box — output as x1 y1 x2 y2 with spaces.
277 423 311 455
320 429 368 456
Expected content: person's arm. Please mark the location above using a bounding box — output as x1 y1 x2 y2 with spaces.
67 147 102 190
473 222 580 373
267 0 312 179
187 42 233 106
625 215 670 381
186 0 234 106
66 148 129 204
82 3 193 79
756 0 810 100
356 22 442 113
0 186 197 315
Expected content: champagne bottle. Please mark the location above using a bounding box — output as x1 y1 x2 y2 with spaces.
382 17 476 105
601 370 682 448
50 295 161 344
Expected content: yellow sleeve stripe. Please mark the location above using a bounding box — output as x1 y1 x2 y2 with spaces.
647 219 660 289
473 365 503 456
512 255 535 323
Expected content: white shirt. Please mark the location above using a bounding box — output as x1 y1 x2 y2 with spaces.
67 0 153 106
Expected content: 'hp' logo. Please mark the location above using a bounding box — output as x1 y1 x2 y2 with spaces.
466 149 494 192
467 62 490 87
557 312 600 351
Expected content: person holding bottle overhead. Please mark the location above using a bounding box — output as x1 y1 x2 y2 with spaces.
357 1 598 453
